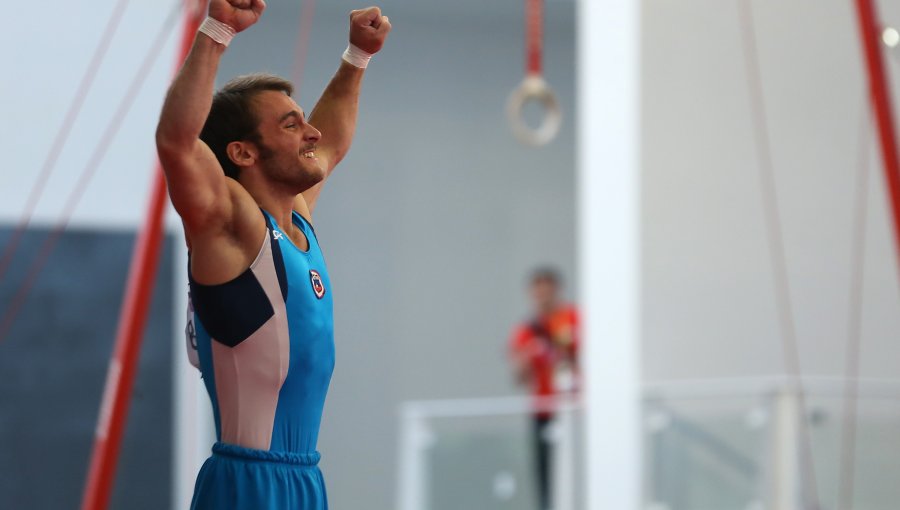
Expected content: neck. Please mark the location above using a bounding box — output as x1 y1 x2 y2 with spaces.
240 174 298 228
537 301 560 318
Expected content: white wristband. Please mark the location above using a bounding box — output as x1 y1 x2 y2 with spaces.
342 44 372 69
199 17 236 47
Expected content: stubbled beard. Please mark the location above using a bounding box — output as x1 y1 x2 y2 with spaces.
257 140 323 192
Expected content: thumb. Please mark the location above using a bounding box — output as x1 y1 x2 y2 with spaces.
251 0 266 15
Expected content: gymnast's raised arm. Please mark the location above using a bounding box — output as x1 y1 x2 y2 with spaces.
155 0 264 235
298 7 392 214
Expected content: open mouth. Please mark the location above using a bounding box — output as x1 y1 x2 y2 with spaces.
301 149 316 159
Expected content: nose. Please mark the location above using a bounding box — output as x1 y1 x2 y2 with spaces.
304 122 321 144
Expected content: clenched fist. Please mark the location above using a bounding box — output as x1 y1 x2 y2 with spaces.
209 0 266 33
349 7 392 54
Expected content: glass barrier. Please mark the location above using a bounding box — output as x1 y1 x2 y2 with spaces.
398 396 583 510
398 379 900 510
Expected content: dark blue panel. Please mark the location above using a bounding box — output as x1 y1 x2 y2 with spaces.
264 211 289 302
189 263 274 348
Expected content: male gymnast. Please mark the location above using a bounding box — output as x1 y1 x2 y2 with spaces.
155 1 391 507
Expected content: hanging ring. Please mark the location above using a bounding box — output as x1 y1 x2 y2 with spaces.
506 75 562 147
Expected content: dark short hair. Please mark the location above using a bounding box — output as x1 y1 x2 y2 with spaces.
530 266 561 286
200 73 294 180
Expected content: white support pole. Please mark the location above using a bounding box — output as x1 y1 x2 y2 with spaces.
552 403 577 510
770 389 801 510
577 0 642 509
398 406 432 510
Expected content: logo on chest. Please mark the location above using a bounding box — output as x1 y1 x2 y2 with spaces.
309 270 326 299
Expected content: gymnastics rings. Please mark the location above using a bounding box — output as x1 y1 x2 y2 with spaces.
507 74 562 147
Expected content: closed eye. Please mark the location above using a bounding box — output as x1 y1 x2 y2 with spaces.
279 110 306 128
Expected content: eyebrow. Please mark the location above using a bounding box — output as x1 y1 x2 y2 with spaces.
279 110 304 123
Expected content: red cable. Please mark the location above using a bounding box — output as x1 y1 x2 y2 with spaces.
79 171 170 510
290 0 317 97
855 0 900 271
526 0 543 76
736 0 821 506
0 2 183 344
0 0 131 284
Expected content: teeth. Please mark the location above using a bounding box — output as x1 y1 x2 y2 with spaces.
303 151 315 159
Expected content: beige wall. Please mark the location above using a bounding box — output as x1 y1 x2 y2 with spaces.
642 0 900 380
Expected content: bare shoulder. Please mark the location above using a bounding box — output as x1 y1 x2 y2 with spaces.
187 179 268 285
224 178 267 235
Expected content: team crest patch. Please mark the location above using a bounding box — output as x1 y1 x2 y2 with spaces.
310 270 326 299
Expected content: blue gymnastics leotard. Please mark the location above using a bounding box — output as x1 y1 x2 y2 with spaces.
185 209 334 510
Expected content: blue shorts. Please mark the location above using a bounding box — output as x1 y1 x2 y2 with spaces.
190 442 328 510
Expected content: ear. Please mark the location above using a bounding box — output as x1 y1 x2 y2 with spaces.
226 140 258 168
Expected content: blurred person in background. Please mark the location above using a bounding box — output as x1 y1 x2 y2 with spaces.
508 267 580 510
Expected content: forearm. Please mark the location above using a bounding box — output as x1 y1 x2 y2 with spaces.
308 61 365 169
156 34 226 148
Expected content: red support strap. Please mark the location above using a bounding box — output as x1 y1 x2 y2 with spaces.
79 3 206 509
291 0 318 96
526 0 543 76
854 0 900 271
508 0 559 146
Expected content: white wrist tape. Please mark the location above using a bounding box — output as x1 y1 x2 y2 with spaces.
342 44 372 68
199 17 236 47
